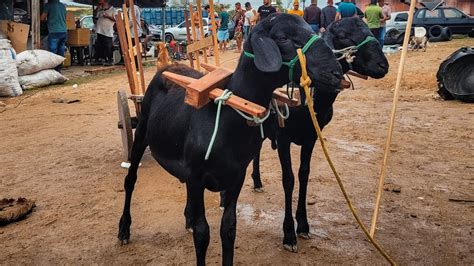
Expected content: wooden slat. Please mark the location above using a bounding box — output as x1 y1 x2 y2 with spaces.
209 0 219 66
272 90 300 107
127 0 146 95
84 66 124 75
189 5 200 71
209 88 266 117
116 11 137 95
184 10 194 68
186 36 215 54
122 4 140 95
162 71 198 88
196 0 208 63
185 68 233 108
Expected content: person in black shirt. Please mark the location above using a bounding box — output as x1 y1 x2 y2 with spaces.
257 0 276 22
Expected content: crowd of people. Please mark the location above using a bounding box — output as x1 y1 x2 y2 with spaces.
207 0 392 53
39 0 392 69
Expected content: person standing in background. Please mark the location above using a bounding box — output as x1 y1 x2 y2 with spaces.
94 0 116 65
244 2 257 40
303 0 321 33
257 0 276 22
287 1 304 17
335 0 357 21
40 0 67 71
126 1 142 39
217 5 230 51
379 0 391 46
364 0 384 45
232 2 246 53
320 0 336 32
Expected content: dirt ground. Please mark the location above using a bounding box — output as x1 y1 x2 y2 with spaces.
1 38 473 265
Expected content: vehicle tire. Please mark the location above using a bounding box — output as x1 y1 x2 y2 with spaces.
440 27 452 41
469 31 474 38
164 33 174 43
396 33 405 45
428 25 443 39
384 28 400 45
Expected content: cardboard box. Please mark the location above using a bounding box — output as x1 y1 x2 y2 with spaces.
66 11 76 30
0 20 29 53
67 28 90 46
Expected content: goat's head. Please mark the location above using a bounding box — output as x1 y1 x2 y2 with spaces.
323 17 389 79
244 14 343 91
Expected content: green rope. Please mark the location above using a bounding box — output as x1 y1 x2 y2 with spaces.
356 35 377 49
205 89 272 161
243 34 320 82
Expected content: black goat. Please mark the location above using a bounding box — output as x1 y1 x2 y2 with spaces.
250 17 389 252
117 14 343 265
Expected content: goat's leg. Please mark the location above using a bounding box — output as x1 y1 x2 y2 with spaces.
296 140 315 239
184 196 193 232
220 173 245 266
186 179 209 266
251 148 264 192
118 121 148 245
278 137 298 252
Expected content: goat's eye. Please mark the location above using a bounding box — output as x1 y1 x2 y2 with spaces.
278 36 288 42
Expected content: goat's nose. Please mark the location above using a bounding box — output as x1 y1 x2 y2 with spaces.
332 70 343 80
378 62 388 71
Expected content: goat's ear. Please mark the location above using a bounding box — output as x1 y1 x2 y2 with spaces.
250 34 282 72
322 27 335 50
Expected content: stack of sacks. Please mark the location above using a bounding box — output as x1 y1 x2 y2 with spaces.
0 38 23 97
16 50 69 90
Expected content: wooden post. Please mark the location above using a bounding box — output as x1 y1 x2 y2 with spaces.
369 0 417 238
189 4 201 71
209 0 220 66
122 4 140 96
184 9 194 68
30 0 40 49
196 0 208 64
127 0 146 95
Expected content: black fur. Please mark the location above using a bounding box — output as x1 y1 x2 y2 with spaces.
117 14 342 266
250 17 389 252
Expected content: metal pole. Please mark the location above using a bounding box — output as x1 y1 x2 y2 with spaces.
161 5 166 42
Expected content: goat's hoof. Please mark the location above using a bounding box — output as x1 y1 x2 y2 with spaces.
253 187 264 193
119 239 129 246
298 232 310 240
219 206 225 211
283 244 298 253
186 226 193 233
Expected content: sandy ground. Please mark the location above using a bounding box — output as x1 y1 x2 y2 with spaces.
1 38 473 265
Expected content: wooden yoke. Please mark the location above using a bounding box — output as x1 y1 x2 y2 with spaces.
162 70 267 117
200 62 300 107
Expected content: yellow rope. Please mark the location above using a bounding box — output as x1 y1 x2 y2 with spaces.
296 49 396 265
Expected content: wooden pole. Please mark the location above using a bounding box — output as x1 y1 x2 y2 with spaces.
122 4 139 96
30 0 40 49
184 9 194 68
127 0 146 95
189 4 201 71
369 0 417 238
196 0 208 63
209 0 219 66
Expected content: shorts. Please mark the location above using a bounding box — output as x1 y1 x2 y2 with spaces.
217 29 229 42
234 31 243 40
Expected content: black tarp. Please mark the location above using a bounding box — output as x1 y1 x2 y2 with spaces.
72 0 165 7
0 0 14 21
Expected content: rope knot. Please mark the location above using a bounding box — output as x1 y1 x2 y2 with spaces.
300 76 311 88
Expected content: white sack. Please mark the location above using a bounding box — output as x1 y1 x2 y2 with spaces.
0 41 23 97
19 69 68 90
16 49 65 76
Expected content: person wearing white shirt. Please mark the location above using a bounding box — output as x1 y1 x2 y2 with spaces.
244 2 256 40
95 0 116 64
